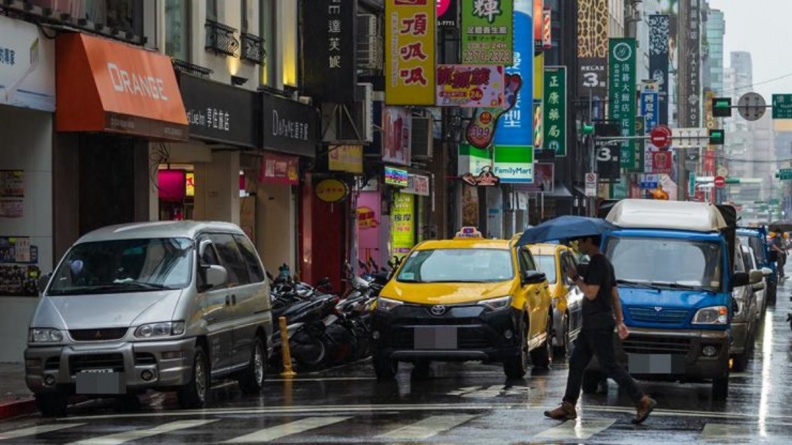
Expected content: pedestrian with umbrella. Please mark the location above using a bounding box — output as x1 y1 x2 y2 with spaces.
517 216 657 425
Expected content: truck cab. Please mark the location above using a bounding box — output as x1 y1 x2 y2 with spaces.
596 199 759 399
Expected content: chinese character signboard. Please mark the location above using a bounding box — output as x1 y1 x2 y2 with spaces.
436 64 505 108
649 15 669 125
651 151 672 174
543 66 567 157
391 192 415 258
640 91 659 131
259 152 300 185
684 4 701 127
382 106 412 165
403 173 430 196
384 166 409 187
595 122 620 183
437 0 458 27
608 38 637 170
460 0 513 65
328 145 363 173
385 0 436 105
576 0 608 98
303 0 357 104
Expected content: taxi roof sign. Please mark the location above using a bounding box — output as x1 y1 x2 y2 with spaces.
454 227 483 239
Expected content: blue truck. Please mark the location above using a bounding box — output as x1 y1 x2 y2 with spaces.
587 199 762 399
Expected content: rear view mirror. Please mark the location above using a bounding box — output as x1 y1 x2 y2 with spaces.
732 272 749 288
752 282 765 292
522 270 547 285
205 265 228 288
761 267 773 277
748 269 763 285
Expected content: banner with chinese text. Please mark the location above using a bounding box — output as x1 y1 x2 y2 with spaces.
385 0 436 105
543 66 567 157
303 0 357 103
436 64 505 108
493 4 533 148
608 38 637 170
460 0 513 65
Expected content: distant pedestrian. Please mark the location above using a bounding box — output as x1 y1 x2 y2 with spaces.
771 231 786 278
544 234 657 424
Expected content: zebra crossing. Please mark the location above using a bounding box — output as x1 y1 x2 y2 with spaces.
0 411 788 444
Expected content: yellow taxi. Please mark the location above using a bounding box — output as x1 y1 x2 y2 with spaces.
529 243 584 356
371 227 553 380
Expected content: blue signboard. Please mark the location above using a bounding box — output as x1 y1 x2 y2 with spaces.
639 174 659 189
640 92 659 132
493 7 533 147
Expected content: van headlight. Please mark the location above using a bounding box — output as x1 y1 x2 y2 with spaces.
478 296 512 311
692 306 729 325
134 321 186 339
29 328 64 343
376 297 404 312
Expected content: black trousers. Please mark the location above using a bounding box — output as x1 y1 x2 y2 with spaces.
563 326 644 405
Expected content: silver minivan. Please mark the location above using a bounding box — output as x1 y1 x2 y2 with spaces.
25 221 273 415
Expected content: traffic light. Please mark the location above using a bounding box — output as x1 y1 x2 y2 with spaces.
712 97 732 117
581 122 594 135
709 129 725 145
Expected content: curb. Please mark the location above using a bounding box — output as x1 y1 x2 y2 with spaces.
0 397 37 420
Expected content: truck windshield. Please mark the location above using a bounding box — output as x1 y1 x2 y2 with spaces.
397 249 514 283
47 238 194 295
606 237 722 291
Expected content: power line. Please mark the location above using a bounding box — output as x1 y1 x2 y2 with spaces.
721 157 792 163
719 71 792 96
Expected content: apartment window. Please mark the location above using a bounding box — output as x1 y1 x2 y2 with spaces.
165 0 189 60
28 0 142 39
207 0 219 21
260 0 275 86
241 0 249 32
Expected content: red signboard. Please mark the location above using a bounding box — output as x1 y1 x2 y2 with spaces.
714 176 725 188
259 152 299 185
650 125 672 149
651 151 673 174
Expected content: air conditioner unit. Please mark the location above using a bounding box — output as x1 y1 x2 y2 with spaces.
357 14 382 70
319 83 374 143
411 117 434 160
354 83 374 143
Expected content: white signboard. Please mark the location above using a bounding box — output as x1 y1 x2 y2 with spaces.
0 15 55 112
584 172 597 197
403 174 430 196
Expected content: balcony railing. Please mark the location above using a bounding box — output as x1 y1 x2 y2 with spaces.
171 59 213 78
241 32 266 65
205 19 239 57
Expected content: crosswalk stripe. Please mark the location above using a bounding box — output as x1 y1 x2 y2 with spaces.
533 419 615 441
700 423 749 439
377 414 477 440
223 416 351 443
67 419 217 445
0 424 85 441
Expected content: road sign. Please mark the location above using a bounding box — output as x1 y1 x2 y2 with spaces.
650 125 672 149
585 172 598 197
671 127 708 149
714 176 726 188
772 94 792 119
712 97 732 117
776 168 792 180
737 92 766 121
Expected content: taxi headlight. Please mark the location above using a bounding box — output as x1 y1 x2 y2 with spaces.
692 306 729 325
28 328 63 343
134 321 186 339
478 296 512 311
376 297 404 312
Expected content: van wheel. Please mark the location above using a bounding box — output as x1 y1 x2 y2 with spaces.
712 376 729 400
238 336 266 395
35 390 68 417
503 317 529 379
530 312 553 369
373 353 398 380
178 346 209 409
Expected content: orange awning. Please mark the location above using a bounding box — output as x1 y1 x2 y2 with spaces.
56 33 188 141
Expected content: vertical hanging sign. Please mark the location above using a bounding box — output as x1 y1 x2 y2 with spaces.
576 0 608 98
608 38 637 170
543 66 567 157
542 8 552 49
685 2 702 127
649 15 670 126
302 0 357 104
460 0 513 65
533 0 543 46
385 0 436 105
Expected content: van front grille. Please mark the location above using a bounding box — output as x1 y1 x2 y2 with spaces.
69 328 128 341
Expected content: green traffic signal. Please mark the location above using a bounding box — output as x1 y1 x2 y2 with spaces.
581 122 594 135
709 129 725 145
712 97 732 117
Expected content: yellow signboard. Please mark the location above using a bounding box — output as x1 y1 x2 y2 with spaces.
328 145 363 173
315 178 349 203
385 0 436 105
534 53 544 99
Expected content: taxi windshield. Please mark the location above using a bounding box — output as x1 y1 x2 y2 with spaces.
535 254 557 284
396 248 514 283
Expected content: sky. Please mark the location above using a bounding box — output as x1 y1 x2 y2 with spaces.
709 0 792 102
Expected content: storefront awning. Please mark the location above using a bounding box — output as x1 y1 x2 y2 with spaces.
55 33 188 141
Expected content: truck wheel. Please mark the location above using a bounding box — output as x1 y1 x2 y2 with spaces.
503 318 529 379
238 336 266 395
178 346 210 409
373 353 398 380
35 390 68 417
712 376 729 400
530 312 553 369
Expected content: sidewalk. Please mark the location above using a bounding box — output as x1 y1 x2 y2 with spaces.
0 363 36 420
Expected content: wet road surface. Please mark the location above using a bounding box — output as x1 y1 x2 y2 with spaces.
3 281 792 443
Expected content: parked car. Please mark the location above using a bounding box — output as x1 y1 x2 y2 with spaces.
731 241 760 372
737 227 778 305
371 227 553 380
529 243 584 356
740 243 773 321
26 221 273 416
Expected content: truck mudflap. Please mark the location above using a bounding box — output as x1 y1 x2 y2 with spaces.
587 327 730 381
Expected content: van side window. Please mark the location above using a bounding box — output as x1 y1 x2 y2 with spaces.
518 248 537 271
197 238 220 289
210 233 251 286
233 234 265 283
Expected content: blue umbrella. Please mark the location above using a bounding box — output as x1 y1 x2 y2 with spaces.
516 215 617 246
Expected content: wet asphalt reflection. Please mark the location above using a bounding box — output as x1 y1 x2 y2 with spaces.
3 280 792 443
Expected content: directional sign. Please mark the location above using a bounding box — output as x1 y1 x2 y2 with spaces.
650 125 672 149
671 127 709 149
772 94 792 119
737 92 766 122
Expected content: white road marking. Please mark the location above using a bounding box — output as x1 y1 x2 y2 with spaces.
700 423 752 439
223 416 350 443
0 424 85 440
533 419 616 441
67 419 217 445
377 414 477 440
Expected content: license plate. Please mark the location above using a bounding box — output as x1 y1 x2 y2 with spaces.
628 353 685 374
76 371 126 394
414 327 457 349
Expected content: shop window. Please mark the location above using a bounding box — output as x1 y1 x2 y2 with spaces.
165 0 190 61
210 234 251 286
233 235 265 283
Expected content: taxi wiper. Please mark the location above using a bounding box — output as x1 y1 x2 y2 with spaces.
617 279 663 291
